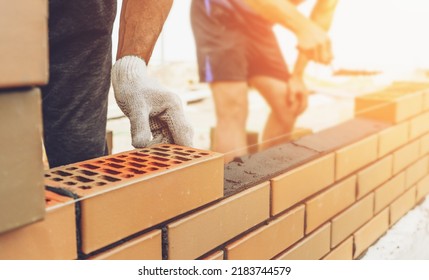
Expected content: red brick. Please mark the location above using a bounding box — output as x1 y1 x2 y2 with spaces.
45 144 224 254
306 176 356 234
168 183 270 260
226 205 304 260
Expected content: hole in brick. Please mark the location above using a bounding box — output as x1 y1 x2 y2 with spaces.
150 162 169 168
44 174 51 177
172 161 182 164
65 182 77 186
186 150 196 153
52 170 73 177
73 176 94 183
45 198 52 203
121 174 134 178
102 169 121 175
78 169 98 176
193 155 201 158
52 177 63 182
99 175 121 182
147 167 158 171
81 164 100 170
150 156 169 162
151 152 170 157
127 168 146 175
105 163 125 169
153 147 170 152
173 156 191 161
129 162 145 168
131 152 149 158
173 147 183 150
118 155 127 158
66 167 78 171
95 182 107 186
106 158 126 163
78 186 92 190
199 152 210 156
96 160 105 164
174 151 191 156
130 157 148 163
141 149 150 153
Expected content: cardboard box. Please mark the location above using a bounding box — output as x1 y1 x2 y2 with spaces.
0 88 45 233
0 0 49 88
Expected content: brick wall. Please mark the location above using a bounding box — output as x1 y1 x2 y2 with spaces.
1 82 429 260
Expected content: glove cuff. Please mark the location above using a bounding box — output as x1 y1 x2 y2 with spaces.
112 55 148 83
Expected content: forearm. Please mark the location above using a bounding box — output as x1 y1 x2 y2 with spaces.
116 0 173 62
293 0 339 76
243 0 314 36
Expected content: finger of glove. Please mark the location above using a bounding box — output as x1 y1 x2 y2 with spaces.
129 110 152 148
159 104 194 147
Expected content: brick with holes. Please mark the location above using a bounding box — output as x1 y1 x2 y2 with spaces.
45 144 224 254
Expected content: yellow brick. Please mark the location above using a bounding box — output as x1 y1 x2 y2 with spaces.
271 154 335 216
323 237 353 260
405 156 429 189
336 136 378 180
423 90 429 111
390 187 416 225
355 91 423 124
306 176 356 234
378 123 409 157
275 223 330 260
357 156 393 199
409 112 429 140
226 205 305 260
374 172 405 213
420 133 429 156
393 140 420 174
168 183 270 260
91 230 162 260
331 194 374 247
417 175 429 202
202 251 224 260
353 208 389 258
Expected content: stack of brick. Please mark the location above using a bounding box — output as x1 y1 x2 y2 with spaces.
0 0 48 234
2 82 429 260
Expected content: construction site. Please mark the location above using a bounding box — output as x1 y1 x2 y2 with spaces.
1 0 429 263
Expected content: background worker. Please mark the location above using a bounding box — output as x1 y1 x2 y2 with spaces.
42 0 193 168
191 0 338 162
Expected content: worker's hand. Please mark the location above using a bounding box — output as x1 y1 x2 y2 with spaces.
111 56 193 148
296 22 332 65
287 75 309 116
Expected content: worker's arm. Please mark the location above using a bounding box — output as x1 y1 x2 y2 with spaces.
293 0 339 77
112 0 194 148
243 0 333 64
116 0 173 61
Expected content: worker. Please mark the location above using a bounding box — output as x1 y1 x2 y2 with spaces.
191 0 338 162
42 0 193 168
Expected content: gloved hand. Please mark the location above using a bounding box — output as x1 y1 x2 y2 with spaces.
111 56 193 148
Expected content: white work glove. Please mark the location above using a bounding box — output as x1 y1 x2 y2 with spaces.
111 56 193 148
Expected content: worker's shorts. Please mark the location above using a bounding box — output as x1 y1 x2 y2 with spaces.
41 0 116 168
191 0 290 83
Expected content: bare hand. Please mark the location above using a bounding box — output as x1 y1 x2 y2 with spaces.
296 22 333 65
287 76 309 116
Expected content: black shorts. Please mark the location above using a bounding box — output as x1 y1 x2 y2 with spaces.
191 0 290 83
